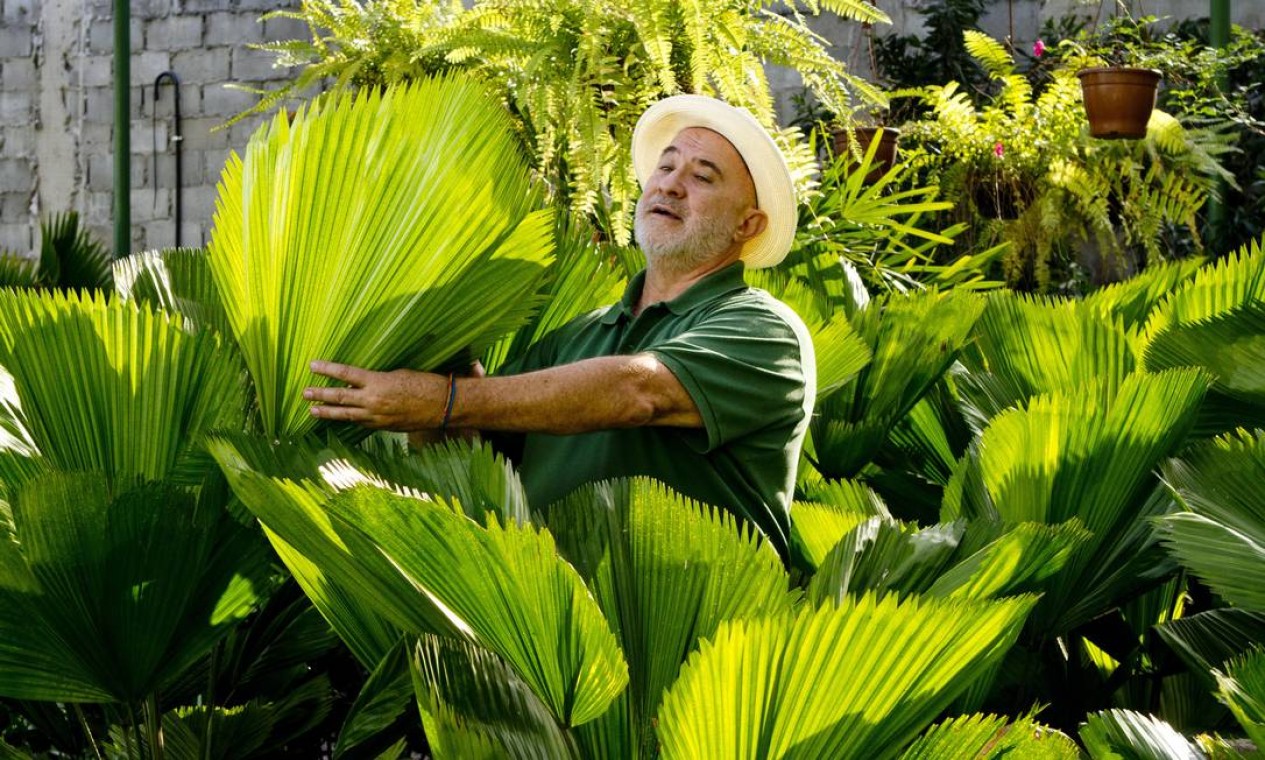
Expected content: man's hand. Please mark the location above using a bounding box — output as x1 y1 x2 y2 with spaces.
305 360 448 430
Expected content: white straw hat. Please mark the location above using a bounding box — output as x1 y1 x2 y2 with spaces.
632 95 798 269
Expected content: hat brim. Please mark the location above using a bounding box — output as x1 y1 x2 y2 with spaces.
631 95 797 269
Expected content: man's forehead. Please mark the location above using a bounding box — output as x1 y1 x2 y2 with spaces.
661 127 753 178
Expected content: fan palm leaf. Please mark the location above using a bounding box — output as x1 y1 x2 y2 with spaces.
208 436 627 727
1157 610 1265 684
944 370 1210 634
1214 649 1265 750
1142 238 1265 434
206 76 555 438
790 478 889 569
481 215 626 375
539 479 795 756
38 212 112 290
812 290 983 479
956 293 1137 430
806 517 1088 605
0 290 248 490
412 634 579 759
114 247 231 338
0 472 270 704
1079 709 1206 760
1157 429 1265 611
656 592 1036 759
1082 256 1204 332
899 713 1080 759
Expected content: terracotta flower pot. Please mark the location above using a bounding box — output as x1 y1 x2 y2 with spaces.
833 127 900 182
1077 67 1161 139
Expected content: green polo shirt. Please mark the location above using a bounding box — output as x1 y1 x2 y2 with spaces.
500 261 815 559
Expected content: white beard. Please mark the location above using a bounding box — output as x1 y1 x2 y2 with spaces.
634 194 738 274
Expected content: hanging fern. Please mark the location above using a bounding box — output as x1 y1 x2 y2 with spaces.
231 0 888 244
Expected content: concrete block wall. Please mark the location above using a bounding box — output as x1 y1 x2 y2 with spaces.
2 0 1260 258
0 0 307 257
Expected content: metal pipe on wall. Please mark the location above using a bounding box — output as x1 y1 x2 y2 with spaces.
154 71 183 249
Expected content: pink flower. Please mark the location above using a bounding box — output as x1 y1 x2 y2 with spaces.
1033 39 1046 57
994 141 1004 158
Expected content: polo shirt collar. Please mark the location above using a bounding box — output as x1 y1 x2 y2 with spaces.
600 261 749 325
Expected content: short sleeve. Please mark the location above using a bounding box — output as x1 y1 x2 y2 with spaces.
648 297 813 452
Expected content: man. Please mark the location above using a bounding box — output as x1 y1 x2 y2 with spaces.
304 95 815 559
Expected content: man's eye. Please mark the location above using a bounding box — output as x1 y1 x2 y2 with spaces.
658 165 673 173
695 174 714 183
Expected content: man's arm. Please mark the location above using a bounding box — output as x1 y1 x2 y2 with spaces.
304 354 703 434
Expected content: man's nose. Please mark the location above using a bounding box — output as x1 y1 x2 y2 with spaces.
658 167 686 197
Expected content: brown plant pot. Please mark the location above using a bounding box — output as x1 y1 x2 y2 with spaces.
833 127 900 182
1078 67 1162 139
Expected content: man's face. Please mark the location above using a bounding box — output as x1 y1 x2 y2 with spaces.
634 127 761 273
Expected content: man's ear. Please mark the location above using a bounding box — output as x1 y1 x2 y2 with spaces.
733 208 768 245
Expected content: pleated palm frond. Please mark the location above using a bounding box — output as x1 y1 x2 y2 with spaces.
208 435 627 727
1157 429 1265 611
1082 256 1204 332
1145 304 1265 436
540 479 794 756
1214 649 1265 750
207 76 556 438
812 289 984 479
114 247 231 338
955 292 1137 431
791 478 889 569
482 215 627 375
1142 237 1265 435
206 434 528 666
0 290 248 491
331 640 414 758
899 713 1079 759
0 254 39 288
1079 709 1205 760
805 517 1089 606
38 212 113 290
0 472 270 704
867 380 976 524
656 592 1036 759
943 370 1210 634
1157 610 1265 684
412 634 579 759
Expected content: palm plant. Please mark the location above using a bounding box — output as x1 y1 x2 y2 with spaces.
0 212 112 291
207 77 556 438
0 290 271 754
206 431 1046 757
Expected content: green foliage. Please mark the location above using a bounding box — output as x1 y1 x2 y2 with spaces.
208 78 555 438
655 593 1036 759
900 31 1233 293
900 713 1080 759
1157 429 1265 612
0 213 112 291
237 0 888 244
542 479 794 756
1214 649 1265 751
0 472 270 704
944 370 1210 633
1080 709 1206 759
789 133 1003 294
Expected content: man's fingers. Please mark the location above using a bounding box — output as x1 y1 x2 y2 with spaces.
304 385 361 404
309 402 373 423
310 360 375 387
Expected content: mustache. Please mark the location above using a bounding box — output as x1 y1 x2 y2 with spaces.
639 195 687 219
